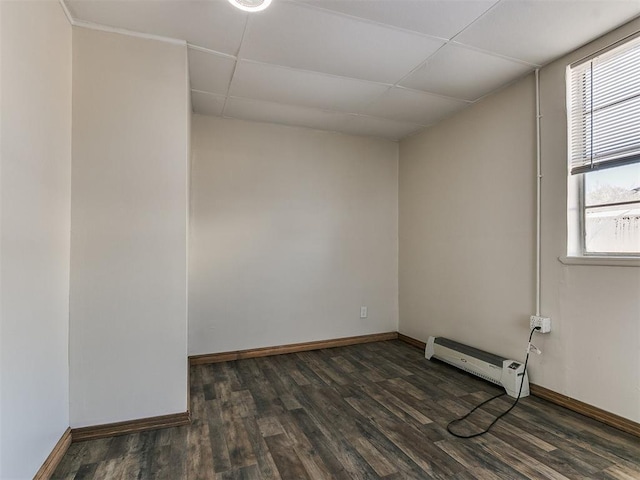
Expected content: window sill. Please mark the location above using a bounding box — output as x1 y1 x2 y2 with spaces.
559 255 640 267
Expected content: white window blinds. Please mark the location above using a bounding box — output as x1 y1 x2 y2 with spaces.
569 35 640 175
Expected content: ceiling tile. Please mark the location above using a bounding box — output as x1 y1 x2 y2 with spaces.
229 61 389 113
224 97 352 132
240 1 444 84
400 44 533 101
455 0 640 65
364 87 469 125
192 91 226 117
189 49 236 95
340 115 424 140
69 0 640 140
66 0 247 55
297 0 497 39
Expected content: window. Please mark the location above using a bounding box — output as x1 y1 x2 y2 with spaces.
568 35 640 256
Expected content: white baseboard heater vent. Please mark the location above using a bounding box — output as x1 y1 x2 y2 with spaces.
425 336 529 398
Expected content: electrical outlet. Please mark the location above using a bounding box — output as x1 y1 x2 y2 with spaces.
530 315 551 333
360 306 367 318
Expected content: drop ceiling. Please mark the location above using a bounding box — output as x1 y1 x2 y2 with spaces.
65 0 640 140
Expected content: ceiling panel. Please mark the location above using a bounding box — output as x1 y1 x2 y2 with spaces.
224 97 352 132
400 44 533 101
192 91 226 116
455 0 640 65
298 0 497 40
65 0 640 140
240 1 444 84
188 49 236 96
365 87 469 125
229 61 389 113
66 0 247 55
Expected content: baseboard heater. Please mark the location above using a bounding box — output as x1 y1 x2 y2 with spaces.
425 337 529 398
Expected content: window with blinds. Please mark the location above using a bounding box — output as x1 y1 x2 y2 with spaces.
569 35 640 175
568 35 640 256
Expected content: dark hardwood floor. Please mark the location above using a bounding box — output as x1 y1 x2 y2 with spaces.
53 340 640 479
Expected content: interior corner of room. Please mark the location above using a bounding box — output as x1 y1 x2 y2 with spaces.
1 0 640 478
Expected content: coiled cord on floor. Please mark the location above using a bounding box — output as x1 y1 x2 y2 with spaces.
446 327 539 439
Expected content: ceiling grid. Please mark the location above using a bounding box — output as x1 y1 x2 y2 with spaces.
64 0 640 140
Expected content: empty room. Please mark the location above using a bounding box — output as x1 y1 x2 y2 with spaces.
2 0 640 478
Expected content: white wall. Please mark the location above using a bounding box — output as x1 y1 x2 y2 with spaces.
0 2 72 478
189 116 398 355
70 27 189 427
399 19 640 422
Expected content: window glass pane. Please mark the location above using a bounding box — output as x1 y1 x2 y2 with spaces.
584 163 640 254
585 162 640 206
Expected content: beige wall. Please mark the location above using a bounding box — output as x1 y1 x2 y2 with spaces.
537 19 640 422
399 19 640 422
189 116 398 355
399 77 537 360
0 1 72 477
70 27 189 427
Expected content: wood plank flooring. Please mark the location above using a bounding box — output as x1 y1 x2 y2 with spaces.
52 340 640 479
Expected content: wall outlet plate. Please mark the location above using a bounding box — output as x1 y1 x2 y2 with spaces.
360 306 367 318
530 315 551 333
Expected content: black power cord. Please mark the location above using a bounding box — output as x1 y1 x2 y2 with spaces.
446 327 540 439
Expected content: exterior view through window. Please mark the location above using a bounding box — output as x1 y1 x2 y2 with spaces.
569 35 640 256
584 163 640 254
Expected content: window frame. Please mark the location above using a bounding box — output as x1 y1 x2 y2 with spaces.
565 33 640 263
